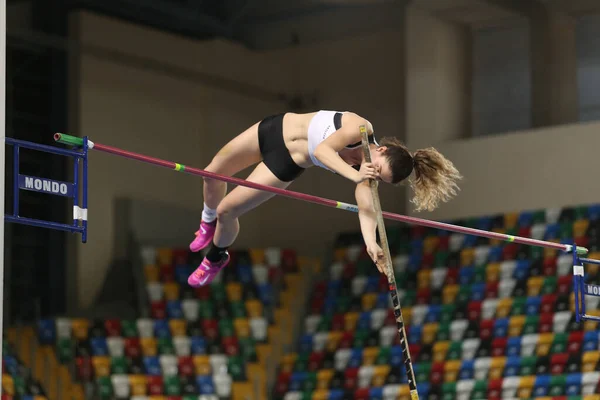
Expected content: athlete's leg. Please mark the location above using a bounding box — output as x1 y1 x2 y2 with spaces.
190 122 262 252
188 162 292 287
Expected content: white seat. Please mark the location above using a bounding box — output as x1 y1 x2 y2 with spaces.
130 397 149 400
304 315 322 334
199 395 220 400
449 234 466 252
358 365 374 388
474 246 490 265
313 332 329 352
283 392 302 400
159 355 178 376
213 372 233 397
499 261 517 280
501 376 520 399
482 299 499 320
456 379 475 397
410 305 429 326
531 223 547 240
585 295 600 311
545 207 561 224
140 246 157 265
379 326 397 347
499 279 516 298
173 336 191 357
264 247 282 267
473 357 491 381
431 268 447 289
370 309 387 331
450 320 468 342
557 254 572 276
106 337 124 357
250 318 268 341
352 276 368 297
252 264 269 285
334 349 352 371
210 354 228 375
582 372 600 395
330 262 344 281
553 311 572 333
182 299 199 322
111 374 130 398
392 255 409 274
346 245 363 262
146 283 163 302
383 384 401 400
136 318 154 338
461 338 480 360
521 334 539 357
55 318 72 339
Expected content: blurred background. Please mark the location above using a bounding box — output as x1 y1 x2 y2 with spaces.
4 0 600 399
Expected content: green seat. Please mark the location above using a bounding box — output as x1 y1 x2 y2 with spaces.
447 342 462 360
164 375 180 396
442 382 456 400
336 296 351 313
533 210 546 224
520 356 537 376
510 297 526 316
523 315 539 335
464 218 478 228
97 376 113 400
353 329 370 348
157 338 175 355
376 347 391 365
303 371 317 392
415 362 431 383
470 380 487 400
239 337 257 362
567 396 583 400
549 375 566 396
436 322 450 342
551 333 568 354
506 227 518 236
530 246 543 261
317 316 331 332
440 305 455 324
121 320 138 337
457 286 471 304
230 302 247 319
111 356 128 374
473 265 486 283
559 222 573 240
435 251 448 268
198 300 215 319
211 283 227 302
395 242 410 255
57 338 73 363
294 351 309 372
13 375 25 396
219 319 235 337
357 259 373 275
402 290 416 307
542 276 557 295
228 355 246 381
183 396 198 400
301 390 313 400
574 206 588 221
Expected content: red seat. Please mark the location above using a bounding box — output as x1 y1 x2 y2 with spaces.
558 276 573 296
178 356 194 377
313 281 327 296
344 368 359 391
492 338 507 357
539 313 554 333
201 320 219 340
332 314 345 331
568 331 583 354
172 248 189 266
342 264 357 280
104 319 121 337
411 225 426 239
502 244 518 260
159 264 174 282
124 337 141 359
222 336 239 356
438 236 449 250
309 351 325 372
421 254 434 269
487 378 502 400
75 356 93 381
409 344 421 361
518 226 531 238
467 301 482 321
147 376 164 395
194 286 211 300
311 297 325 314
444 268 459 285
385 310 396 326
339 332 354 349
541 294 557 314
378 275 389 292
576 236 589 248
417 288 431 304
550 353 568 375
1 395 13 400
281 249 298 272
274 372 291 397
485 282 499 299
430 362 445 385
480 320 495 341
354 388 370 400
543 257 557 276
166 396 183 400
150 301 166 320
268 267 283 285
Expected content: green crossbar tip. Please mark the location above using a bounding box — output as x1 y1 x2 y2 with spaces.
54 133 83 147
576 246 589 255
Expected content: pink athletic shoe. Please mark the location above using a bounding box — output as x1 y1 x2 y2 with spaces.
189 220 216 252
187 253 230 287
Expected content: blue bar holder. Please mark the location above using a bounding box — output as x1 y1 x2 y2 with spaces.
4 137 89 243
573 242 600 322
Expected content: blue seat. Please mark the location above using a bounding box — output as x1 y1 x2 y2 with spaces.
588 204 600 221
175 265 193 285
236 264 253 285
390 346 403 367
533 374 551 397
493 318 509 338
408 253 422 270
544 224 559 240
154 319 171 338
191 336 207 354
583 332 599 352
504 356 521 377
408 325 422 344
90 337 108 356
410 239 424 252
375 293 389 309
514 260 531 280
365 276 379 293
167 300 184 319
463 235 477 248
470 283 486 301
565 373 582 396
289 372 307 392
369 387 384 400
459 360 474 380
3 355 18 375
327 280 342 295
459 267 474 285
416 382 430 399
348 348 363 369
525 296 541 316
143 356 161 375
425 305 441 323
257 283 274 305
477 217 493 231
38 319 56 345
488 246 503 262
196 374 215 394
328 389 345 400
357 312 371 330
506 337 521 357
518 211 533 227
298 335 313 353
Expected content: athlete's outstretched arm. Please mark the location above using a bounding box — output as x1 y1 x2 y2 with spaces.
313 113 377 183
355 180 385 273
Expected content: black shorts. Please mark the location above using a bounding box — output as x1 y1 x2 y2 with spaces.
258 113 305 182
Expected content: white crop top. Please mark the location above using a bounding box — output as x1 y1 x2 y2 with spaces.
307 110 378 172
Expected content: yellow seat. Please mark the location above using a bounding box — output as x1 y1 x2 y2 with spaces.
504 213 519 229
333 248 347 262
92 356 111 377
574 220 590 237
582 351 600 372
71 319 90 341
234 318 250 338
398 384 411 400
156 248 173 266
432 341 450 363
442 285 459 304
149 396 167 400
344 312 359 331
129 375 147 396
144 265 159 283
245 300 263 318
496 298 513 318
527 276 544 297
584 395 600 400
536 333 554 357
226 283 243 302
401 307 413 326
2 374 14 395
490 228 506 246
312 390 329 400
544 240 559 259
326 332 343 352
422 323 439 345
169 319 187 337
517 375 535 399
70 385 85 400
584 310 600 332
163 282 180 301
316 369 334 390
372 365 391 387
508 316 526 337
486 263 501 283
460 248 475 266
362 347 379 366
489 357 506 380
423 236 439 254
444 360 461 383
417 269 432 290
362 293 377 311
249 248 265 265
193 355 212 375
